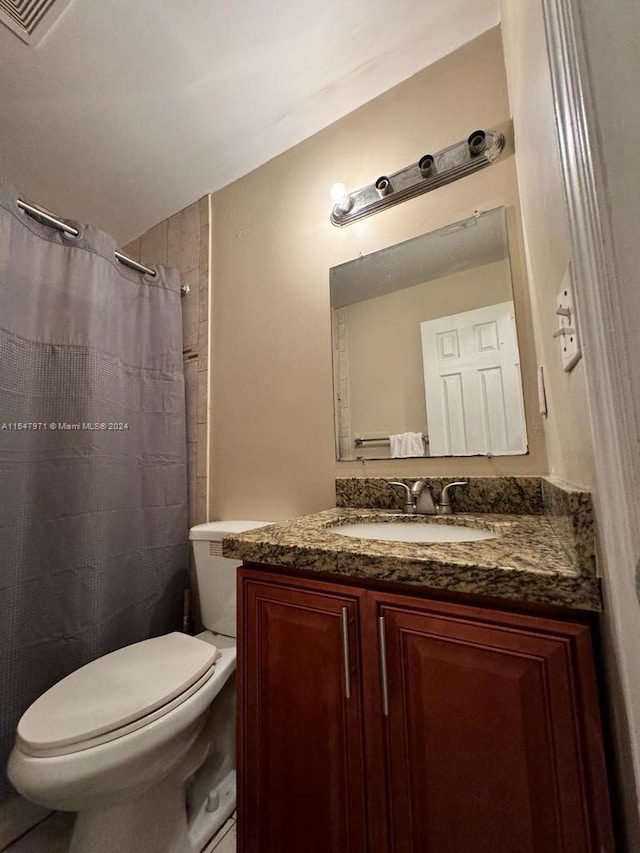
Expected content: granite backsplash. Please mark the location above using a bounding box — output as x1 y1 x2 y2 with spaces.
336 476 595 577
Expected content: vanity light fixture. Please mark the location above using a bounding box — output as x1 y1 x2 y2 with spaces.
330 127 505 227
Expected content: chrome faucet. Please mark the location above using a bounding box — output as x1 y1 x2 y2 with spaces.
388 479 435 515
389 479 468 515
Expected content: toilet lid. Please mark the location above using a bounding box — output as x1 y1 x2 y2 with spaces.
17 633 219 755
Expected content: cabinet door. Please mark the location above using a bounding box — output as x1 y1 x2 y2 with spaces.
238 570 368 853
377 596 613 853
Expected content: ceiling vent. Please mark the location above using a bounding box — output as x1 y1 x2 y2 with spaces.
0 0 72 46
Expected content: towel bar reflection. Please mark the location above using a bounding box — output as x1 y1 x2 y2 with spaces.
354 435 429 447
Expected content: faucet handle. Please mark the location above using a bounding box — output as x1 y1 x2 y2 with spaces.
388 481 416 514
438 481 468 514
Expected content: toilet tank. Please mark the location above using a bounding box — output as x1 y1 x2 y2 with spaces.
189 521 271 638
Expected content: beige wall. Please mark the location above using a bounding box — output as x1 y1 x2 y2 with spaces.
500 4 594 488
342 259 513 454
208 27 547 521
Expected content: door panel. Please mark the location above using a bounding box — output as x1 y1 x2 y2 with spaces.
238 573 368 853
421 301 527 455
379 603 594 853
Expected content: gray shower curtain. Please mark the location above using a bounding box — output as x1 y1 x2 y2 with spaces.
0 179 189 800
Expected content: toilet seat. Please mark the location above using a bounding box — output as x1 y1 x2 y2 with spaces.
17 633 220 758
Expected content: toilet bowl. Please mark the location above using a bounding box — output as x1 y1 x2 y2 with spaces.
8 520 271 853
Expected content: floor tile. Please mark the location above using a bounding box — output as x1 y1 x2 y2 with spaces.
208 821 236 853
0 797 52 851
2 808 237 853
202 816 236 852
4 811 74 853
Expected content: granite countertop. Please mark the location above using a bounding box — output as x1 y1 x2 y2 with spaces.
223 508 601 611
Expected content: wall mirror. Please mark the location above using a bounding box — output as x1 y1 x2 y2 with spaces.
331 207 528 460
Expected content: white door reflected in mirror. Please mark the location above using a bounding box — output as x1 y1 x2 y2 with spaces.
421 301 527 456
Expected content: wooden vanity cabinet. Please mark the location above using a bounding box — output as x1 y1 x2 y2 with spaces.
237 566 614 853
237 572 370 853
378 593 613 853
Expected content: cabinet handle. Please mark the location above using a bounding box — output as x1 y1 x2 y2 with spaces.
341 606 351 699
378 616 389 716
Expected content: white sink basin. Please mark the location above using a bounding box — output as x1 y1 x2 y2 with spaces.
327 521 496 544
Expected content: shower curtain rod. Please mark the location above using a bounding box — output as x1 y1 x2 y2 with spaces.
16 197 190 296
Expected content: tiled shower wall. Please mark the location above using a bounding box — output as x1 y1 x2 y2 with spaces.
121 197 209 526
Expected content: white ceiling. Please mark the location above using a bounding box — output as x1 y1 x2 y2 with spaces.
0 0 499 245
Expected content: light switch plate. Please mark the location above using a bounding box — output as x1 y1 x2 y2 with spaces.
555 270 581 372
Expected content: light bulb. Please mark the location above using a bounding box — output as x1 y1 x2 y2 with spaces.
329 182 353 213
330 183 347 204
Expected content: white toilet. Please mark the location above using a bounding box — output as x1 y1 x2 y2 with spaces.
8 520 270 853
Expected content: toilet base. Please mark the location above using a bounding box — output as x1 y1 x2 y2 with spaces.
68 769 236 853
67 672 237 853
70 774 191 853
187 770 236 852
